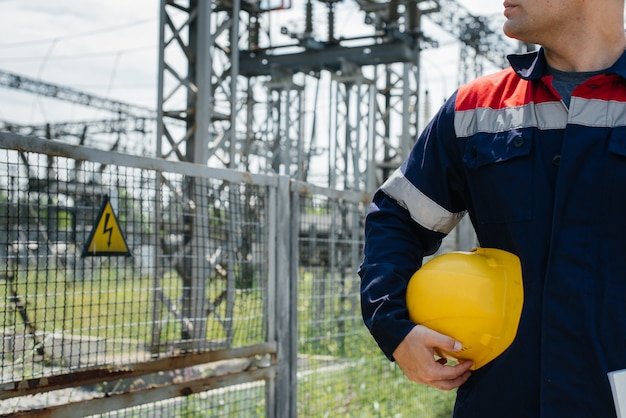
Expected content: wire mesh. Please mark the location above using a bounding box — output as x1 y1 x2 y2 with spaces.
91 381 266 417
296 191 456 417
0 141 272 416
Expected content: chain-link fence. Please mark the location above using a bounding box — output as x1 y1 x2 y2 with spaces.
0 132 455 417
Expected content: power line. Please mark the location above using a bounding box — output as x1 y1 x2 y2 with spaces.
0 18 156 48
1 45 157 62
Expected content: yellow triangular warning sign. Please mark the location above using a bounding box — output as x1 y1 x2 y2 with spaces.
81 195 131 257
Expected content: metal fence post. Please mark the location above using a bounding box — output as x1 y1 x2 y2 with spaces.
270 175 297 418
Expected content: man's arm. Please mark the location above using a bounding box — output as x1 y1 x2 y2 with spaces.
359 92 471 388
359 192 472 389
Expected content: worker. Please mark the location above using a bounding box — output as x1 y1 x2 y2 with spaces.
358 0 626 416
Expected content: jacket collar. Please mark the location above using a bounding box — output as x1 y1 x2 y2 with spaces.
507 49 545 80
507 47 626 80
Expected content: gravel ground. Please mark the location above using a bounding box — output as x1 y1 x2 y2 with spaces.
0 388 103 415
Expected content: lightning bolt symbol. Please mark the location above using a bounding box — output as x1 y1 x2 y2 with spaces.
103 213 114 247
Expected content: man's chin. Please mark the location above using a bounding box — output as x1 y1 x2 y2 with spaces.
502 23 524 42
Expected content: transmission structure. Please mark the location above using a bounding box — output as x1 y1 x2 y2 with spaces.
0 1 519 192
156 0 517 193
0 69 156 156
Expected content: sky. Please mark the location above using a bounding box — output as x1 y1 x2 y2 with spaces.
0 0 506 128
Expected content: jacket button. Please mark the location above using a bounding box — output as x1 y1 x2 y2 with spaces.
513 136 525 147
552 154 561 166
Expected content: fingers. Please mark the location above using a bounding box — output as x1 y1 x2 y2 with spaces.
420 358 473 391
393 325 473 391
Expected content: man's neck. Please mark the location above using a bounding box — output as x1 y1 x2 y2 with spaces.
542 27 626 73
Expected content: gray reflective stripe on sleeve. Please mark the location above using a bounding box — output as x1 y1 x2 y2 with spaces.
380 169 466 234
455 102 567 137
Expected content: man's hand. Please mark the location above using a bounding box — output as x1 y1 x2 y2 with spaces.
392 325 473 390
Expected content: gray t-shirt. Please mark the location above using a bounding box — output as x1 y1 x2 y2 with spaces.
546 66 605 107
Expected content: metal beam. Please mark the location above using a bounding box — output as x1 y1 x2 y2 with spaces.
239 40 417 77
0 69 155 119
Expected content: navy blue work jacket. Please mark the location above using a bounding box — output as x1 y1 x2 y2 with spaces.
359 48 626 417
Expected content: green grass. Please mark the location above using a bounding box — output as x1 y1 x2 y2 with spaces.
296 268 456 417
297 354 455 417
0 265 265 346
0 263 455 417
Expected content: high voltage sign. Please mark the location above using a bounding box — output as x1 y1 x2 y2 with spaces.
81 195 131 257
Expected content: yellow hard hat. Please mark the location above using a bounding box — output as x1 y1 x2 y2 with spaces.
406 248 524 370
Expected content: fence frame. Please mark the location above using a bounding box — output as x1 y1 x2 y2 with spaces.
0 132 373 417
0 132 285 417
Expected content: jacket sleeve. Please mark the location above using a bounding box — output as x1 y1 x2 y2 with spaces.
358 92 467 360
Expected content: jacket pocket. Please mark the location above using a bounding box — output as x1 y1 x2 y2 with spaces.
608 127 626 158
462 130 534 224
